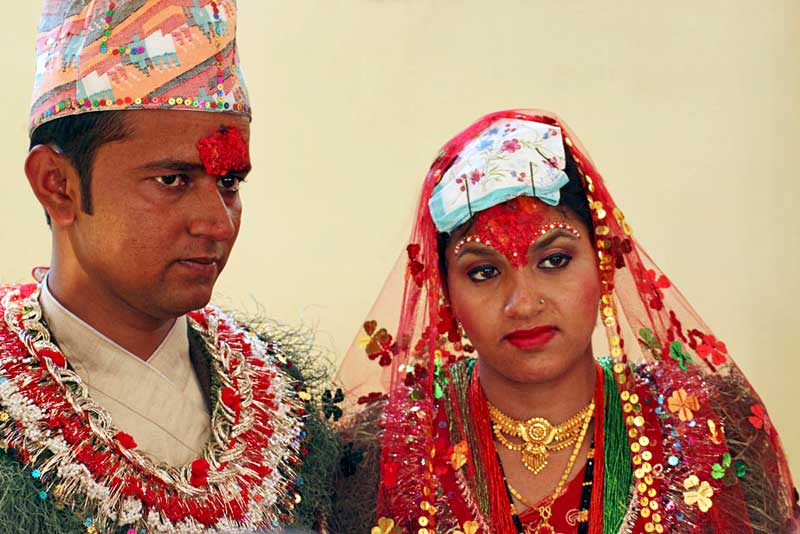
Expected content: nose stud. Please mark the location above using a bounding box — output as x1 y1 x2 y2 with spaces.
538 298 545 305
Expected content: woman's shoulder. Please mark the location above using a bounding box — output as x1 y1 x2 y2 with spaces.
329 398 385 534
623 356 799 532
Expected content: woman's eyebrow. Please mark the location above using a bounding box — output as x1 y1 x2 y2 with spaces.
457 243 500 259
531 228 580 249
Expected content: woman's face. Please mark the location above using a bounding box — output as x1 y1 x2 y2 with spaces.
445 197 600 385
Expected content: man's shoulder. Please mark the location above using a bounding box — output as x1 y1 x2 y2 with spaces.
188 305 347 529
0 282 33 299
192 304 329 379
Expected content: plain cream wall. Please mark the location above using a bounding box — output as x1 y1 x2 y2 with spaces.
1 1 797 484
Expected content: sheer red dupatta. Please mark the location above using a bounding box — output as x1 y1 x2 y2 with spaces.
338 110 799 534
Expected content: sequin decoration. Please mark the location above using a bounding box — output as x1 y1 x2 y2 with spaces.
30 0 251 130
451 196 581 266
99 2 116 54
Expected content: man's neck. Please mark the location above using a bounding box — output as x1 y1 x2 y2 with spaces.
46 267 176 361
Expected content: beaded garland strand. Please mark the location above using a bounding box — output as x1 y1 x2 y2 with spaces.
0 283 310 533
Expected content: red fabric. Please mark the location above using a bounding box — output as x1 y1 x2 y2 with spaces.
518 464 587 533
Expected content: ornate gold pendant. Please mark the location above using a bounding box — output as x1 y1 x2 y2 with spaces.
519 418 556 474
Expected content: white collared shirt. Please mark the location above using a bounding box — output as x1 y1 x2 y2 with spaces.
39 280 210 467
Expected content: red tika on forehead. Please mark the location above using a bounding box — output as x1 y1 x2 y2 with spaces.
197 126 251 176
456 196 579 267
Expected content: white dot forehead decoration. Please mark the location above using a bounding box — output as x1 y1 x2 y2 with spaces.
452 222 581 258
452 235 493 258
533 222 581 242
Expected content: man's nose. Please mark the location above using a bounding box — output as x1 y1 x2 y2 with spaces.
186 180 237 241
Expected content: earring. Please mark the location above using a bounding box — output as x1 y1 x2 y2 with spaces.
457 318 468 340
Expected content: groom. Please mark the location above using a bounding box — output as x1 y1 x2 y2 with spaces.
0 1 336 532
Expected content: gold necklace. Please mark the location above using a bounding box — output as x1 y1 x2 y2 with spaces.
488 400 594 475
505 402 594 534
506 448 595 508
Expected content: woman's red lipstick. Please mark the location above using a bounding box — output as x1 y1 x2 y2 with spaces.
504 325 557 350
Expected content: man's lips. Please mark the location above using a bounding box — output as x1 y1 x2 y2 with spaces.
504 325 557 350
175 257 221 277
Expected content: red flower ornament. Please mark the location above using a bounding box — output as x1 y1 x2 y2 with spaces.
115 431 137 450
407 243 425 288
221 387 242 413
189 458 211 487
37 347 66 368
747 404 774 436
696 335 728 366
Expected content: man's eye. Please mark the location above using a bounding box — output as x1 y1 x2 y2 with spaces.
154 174 187 188
218 175 245 192
467 265 500 282
538 253 572 270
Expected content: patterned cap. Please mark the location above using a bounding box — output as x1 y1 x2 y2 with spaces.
29 0 251 133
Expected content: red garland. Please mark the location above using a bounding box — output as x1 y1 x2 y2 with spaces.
467 368 518 534
588 363 606 534
0 284 302 530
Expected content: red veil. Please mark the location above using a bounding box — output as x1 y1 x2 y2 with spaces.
339 110 798 534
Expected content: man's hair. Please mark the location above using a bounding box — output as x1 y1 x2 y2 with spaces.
29 111 129 220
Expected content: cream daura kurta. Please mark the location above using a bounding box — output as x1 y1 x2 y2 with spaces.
39 281 210 467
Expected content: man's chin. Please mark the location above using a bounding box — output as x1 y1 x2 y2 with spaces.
165 289 215 316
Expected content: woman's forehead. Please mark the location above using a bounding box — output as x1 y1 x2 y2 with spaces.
449 197 580 267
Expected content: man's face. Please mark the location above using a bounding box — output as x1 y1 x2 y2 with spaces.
67 110 250 319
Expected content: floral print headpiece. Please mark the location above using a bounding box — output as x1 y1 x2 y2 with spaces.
428 118 569 233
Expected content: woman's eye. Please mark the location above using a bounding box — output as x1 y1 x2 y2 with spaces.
467 265 500 282
154 174 187 188
218 175 245 192
538 252 572 270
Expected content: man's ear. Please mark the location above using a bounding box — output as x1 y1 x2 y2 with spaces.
25 145 81 227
